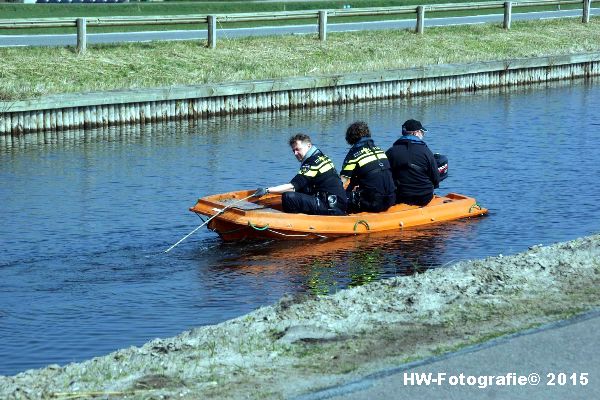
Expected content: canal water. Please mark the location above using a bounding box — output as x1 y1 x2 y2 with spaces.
1 78 599 376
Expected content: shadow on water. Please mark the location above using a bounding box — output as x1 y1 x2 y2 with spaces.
187 218 484 296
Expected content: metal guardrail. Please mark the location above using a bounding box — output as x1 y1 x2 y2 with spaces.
0 0 594 52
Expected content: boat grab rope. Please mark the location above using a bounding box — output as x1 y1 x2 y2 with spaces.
248 221 329 238
353 220 370 231
469 203 483 213
164 193 255 253
248 221 269 231
213 226 246 235
266 228 328 239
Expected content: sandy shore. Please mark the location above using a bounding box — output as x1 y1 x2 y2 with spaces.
1 233 599 399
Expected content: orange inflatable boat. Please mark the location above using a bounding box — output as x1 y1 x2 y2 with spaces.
189 190 488 241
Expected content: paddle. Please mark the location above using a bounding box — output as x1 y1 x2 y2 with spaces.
163 192 257 253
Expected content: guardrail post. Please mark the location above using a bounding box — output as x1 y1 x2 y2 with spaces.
582 0 591 23
416 6 425 34
76 18 86 54
208 15 217 49
503 2 512 30
318 10 328 42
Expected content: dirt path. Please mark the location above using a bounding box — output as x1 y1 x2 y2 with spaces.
1 234 599 399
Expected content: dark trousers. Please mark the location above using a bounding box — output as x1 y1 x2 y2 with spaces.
282 192 345 215
396 192 433 206
348 191 396 213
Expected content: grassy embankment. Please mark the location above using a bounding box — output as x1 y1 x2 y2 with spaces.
1 16 599 101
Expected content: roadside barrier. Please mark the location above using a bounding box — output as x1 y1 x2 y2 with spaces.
0 0 594 53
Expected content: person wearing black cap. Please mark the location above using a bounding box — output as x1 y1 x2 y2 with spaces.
340 121 395 213
385 119 440 206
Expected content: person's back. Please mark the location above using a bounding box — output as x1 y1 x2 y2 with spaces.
386 119 440 206
292 147 347 213
341 122 395 213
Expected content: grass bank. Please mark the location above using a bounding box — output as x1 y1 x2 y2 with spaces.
1 234 598 398
1 17 600 101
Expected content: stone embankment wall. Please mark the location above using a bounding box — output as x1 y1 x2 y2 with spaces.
1 53 599 136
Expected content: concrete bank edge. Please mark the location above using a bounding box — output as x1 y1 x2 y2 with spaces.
6 52 600 110
1 52 600 135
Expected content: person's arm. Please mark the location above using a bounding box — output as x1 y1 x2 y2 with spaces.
340 151 356 191
340 175 351 190
267 183 294 194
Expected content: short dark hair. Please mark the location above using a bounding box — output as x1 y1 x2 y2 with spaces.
289 133 312 147
345 121 371 145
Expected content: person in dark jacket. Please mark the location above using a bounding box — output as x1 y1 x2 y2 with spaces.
253 133 347 215
340 121 395 213
385 119 440 206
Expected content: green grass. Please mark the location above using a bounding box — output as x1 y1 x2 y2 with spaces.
1 16 599 101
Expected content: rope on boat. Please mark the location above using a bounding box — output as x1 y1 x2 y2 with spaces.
248 221 270 231
469 202 483 213
353 220 370 232
265 228 328 239
163 193 255 253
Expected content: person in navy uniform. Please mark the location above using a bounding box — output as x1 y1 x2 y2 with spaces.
340 121 395 213
253 133 347 215
386 119 440 206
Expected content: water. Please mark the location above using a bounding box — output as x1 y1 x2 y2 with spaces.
1 78 599 376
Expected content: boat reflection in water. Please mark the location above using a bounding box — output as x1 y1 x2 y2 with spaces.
198 219 480 296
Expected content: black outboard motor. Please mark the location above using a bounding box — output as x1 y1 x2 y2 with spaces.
434 153 448 182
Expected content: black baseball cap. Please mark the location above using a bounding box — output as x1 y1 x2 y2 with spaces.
402 119 428 133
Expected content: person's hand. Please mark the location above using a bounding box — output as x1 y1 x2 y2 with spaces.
253 187 269 197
